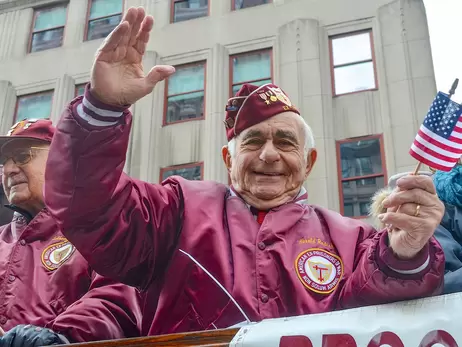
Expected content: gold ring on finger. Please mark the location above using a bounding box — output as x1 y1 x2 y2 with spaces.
414 204 421 217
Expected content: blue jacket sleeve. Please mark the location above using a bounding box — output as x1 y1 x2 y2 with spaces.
434 203 462 294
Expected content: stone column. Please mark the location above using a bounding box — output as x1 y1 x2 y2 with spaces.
50 74 75 124
64 0 88 47
203 44 228 183
0 81 16 134
277 19 333 209
377 0 437 173
127 51 163 182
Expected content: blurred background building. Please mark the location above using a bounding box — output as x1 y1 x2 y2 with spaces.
0 0 437 223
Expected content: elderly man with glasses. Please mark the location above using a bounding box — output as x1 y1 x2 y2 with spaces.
0 119 143 347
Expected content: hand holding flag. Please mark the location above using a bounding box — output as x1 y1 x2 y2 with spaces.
376 81 460 260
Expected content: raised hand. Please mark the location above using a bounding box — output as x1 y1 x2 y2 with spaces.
90 7 175 106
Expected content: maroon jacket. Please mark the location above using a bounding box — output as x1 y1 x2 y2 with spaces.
44 91 444 336
0 208 142 342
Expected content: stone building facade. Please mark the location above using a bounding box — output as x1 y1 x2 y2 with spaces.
0 0 436 221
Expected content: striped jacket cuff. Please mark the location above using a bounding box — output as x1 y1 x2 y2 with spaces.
379 232 430 276
76 84 129 127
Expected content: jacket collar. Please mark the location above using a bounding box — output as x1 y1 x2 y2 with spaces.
228 186 308 210
5 204 34 224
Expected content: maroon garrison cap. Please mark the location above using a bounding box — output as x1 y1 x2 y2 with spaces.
0 119 54 151
224 83 300 141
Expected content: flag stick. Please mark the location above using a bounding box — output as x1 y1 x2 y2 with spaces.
412 161 422 175
449 78 459 99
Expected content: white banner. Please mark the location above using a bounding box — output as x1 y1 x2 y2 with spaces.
230 293 461 347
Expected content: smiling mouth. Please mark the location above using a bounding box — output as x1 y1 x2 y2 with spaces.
254 172 284 176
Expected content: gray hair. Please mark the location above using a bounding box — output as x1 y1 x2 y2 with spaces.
227 117 315 158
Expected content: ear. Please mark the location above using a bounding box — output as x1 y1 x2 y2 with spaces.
222 146 232 171
304 149 317 179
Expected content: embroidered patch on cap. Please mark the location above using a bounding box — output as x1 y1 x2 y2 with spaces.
295 248 343 294
7 119 39 136
41 237 76 271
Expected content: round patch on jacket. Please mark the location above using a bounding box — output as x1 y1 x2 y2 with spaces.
295 248 343 294
41 238 76 271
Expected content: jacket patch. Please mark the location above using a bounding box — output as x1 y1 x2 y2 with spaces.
41 238 76 271
295 248 343 294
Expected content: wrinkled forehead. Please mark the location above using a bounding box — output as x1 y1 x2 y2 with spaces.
1 139 49 155
238 112 304 142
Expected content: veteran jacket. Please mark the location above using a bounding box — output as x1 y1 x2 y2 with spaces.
44 89 445 336
0 208 142 342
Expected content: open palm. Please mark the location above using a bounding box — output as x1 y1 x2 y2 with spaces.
90 7 175 106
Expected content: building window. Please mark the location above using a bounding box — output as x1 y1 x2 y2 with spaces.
171 0 208 23
15 91 54 122
160 162 203 182
29 4 67 53
336 135 386 218
230 49 272 96
164 62 205 125
86 0 123 41
233 0 270 10
329 30 377 96
75 84 86 97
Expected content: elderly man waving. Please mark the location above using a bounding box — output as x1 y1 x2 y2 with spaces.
45 7 445 336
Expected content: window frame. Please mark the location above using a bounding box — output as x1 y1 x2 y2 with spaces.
84 0 124 42
329 30 378 97
229 48 273 97
170 0 210 24
28 3 68 54
163 60 207 126
159 162 204 183
231 0 271 11
14 90 54 123
335 134 387 219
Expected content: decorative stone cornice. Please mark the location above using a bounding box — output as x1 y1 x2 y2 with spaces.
0 0 61 12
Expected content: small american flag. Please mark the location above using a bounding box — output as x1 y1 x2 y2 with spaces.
409 92 462 171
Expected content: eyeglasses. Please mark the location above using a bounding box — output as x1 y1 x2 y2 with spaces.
0 147 49 168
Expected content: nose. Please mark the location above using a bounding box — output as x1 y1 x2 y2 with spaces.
2 158 21 178
259 141 280 164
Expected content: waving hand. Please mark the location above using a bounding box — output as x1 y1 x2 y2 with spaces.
90 7 175 106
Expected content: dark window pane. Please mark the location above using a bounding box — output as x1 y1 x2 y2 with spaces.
360 202 370 216
357 177 376 186
339 138 382 179
89 0 123 20
34 5 67 31
343 203 354 218
16 93 53 122
168 64 205 95
342 176 385 217
332 32 372 66
166 91 204 123
162 165 202 181
30 27 64 53
234 0 269 10
232 78 272 96
232 51 271 85
75 85 86 97
334 62 376 95
87 14 121 40
173 0 208 23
